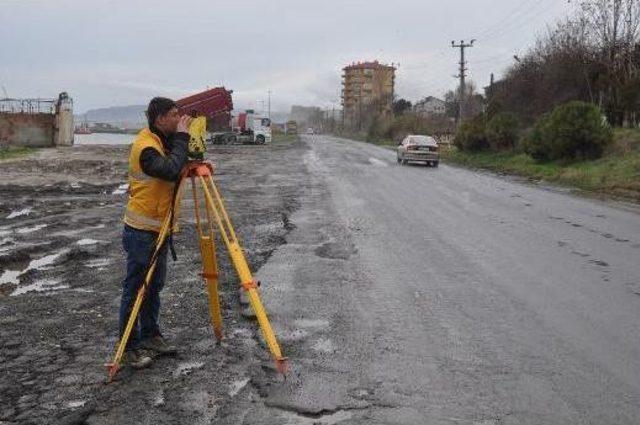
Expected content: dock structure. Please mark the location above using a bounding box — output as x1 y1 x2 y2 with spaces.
0 92 74 147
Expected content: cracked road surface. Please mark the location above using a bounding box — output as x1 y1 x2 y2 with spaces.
236 135 640 424
1 135 640 424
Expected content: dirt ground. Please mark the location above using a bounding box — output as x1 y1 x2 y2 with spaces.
0 138 308 424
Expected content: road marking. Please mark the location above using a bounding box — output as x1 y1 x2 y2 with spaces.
368 157 388 167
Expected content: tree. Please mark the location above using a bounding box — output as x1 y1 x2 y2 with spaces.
393 98 412 115
523 101 613 161
444 81 485 122
486 112 520 151
491 2 640 127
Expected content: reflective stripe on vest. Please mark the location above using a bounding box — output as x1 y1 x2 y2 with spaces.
124 208 163 229
124 128 174 232
129 170 153 182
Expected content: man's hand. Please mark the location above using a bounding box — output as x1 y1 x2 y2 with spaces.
176 115 193 134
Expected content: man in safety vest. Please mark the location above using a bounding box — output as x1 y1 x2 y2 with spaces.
119 97 192 369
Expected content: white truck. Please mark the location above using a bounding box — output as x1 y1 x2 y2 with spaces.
212 109 271 145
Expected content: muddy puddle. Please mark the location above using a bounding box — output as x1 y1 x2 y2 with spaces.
0 140 310 424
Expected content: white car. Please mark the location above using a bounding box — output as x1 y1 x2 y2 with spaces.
397 135 439 167
306 128 314 135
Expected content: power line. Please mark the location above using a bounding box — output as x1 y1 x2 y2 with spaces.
481 0 558 42
475 0 540 39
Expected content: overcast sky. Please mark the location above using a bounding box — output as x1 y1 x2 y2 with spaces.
0 0 575 113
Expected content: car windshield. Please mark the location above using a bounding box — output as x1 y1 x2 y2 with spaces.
408 136 434 145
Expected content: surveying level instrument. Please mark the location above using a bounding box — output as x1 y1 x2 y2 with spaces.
106 117 288 382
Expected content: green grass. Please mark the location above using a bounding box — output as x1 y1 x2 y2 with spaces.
442 128 640 202
0 146 36 160
271 133 300 145
366 137 397 147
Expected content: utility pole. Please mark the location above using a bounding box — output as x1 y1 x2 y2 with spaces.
451 39 474 126
332 104 335 133
267 90 271 120
489 73 494 99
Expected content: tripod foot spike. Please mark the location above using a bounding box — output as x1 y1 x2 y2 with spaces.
214 330 223 342
275 357 289 375
105 363 120 384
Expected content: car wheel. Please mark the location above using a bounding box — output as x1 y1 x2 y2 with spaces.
256 135 266 144
433 161 439 167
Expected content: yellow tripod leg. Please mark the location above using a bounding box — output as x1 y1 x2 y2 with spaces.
106 211 172 382
198 175 288 373
200 235 223 341
107 176 187 382
191 175 224 342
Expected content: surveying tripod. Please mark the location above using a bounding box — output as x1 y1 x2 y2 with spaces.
106 159 288 382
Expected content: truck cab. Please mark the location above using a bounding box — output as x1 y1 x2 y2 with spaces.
251 116 272 144
236 110 271 144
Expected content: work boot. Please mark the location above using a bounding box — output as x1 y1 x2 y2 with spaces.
138 335 178 356
123 349 153 369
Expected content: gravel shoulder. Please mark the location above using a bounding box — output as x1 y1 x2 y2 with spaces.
0 139 308 424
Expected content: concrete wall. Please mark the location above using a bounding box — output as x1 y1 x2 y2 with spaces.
0 113 55 147
54 96 74 146
0 93 74 147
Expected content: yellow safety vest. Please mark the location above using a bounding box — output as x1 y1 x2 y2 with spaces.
123 128 175 232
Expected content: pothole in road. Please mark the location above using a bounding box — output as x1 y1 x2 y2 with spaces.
294 318 330 330
173 360 205 378
278 409 354 425
311 338 336 353
279 328 310 343
315 242 356 260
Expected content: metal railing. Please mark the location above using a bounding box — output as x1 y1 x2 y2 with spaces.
0 98 56 114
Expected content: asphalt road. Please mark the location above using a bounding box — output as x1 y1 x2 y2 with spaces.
243 135 640 424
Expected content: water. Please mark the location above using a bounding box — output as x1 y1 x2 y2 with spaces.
112 184 129 195
74 132 133 145
6 208 33 219
16 224 48 234
76 238 102 246
11 279 69 296
0 249 69 285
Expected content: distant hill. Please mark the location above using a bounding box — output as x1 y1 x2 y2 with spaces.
76 105 147 129
76 105 292 128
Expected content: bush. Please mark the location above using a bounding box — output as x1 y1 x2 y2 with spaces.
486 112 520 151
524 101 613 162
454 117 489 152
367 115 393 142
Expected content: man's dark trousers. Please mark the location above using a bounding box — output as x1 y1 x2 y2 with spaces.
119 224 168 350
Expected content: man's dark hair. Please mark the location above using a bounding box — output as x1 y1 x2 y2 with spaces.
146 97 177 128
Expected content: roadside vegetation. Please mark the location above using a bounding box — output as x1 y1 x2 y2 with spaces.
271 131 299 145
443 1 640 202
0 146 35 160
359 112 454 148
323 2 640 203
445 123 640 201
